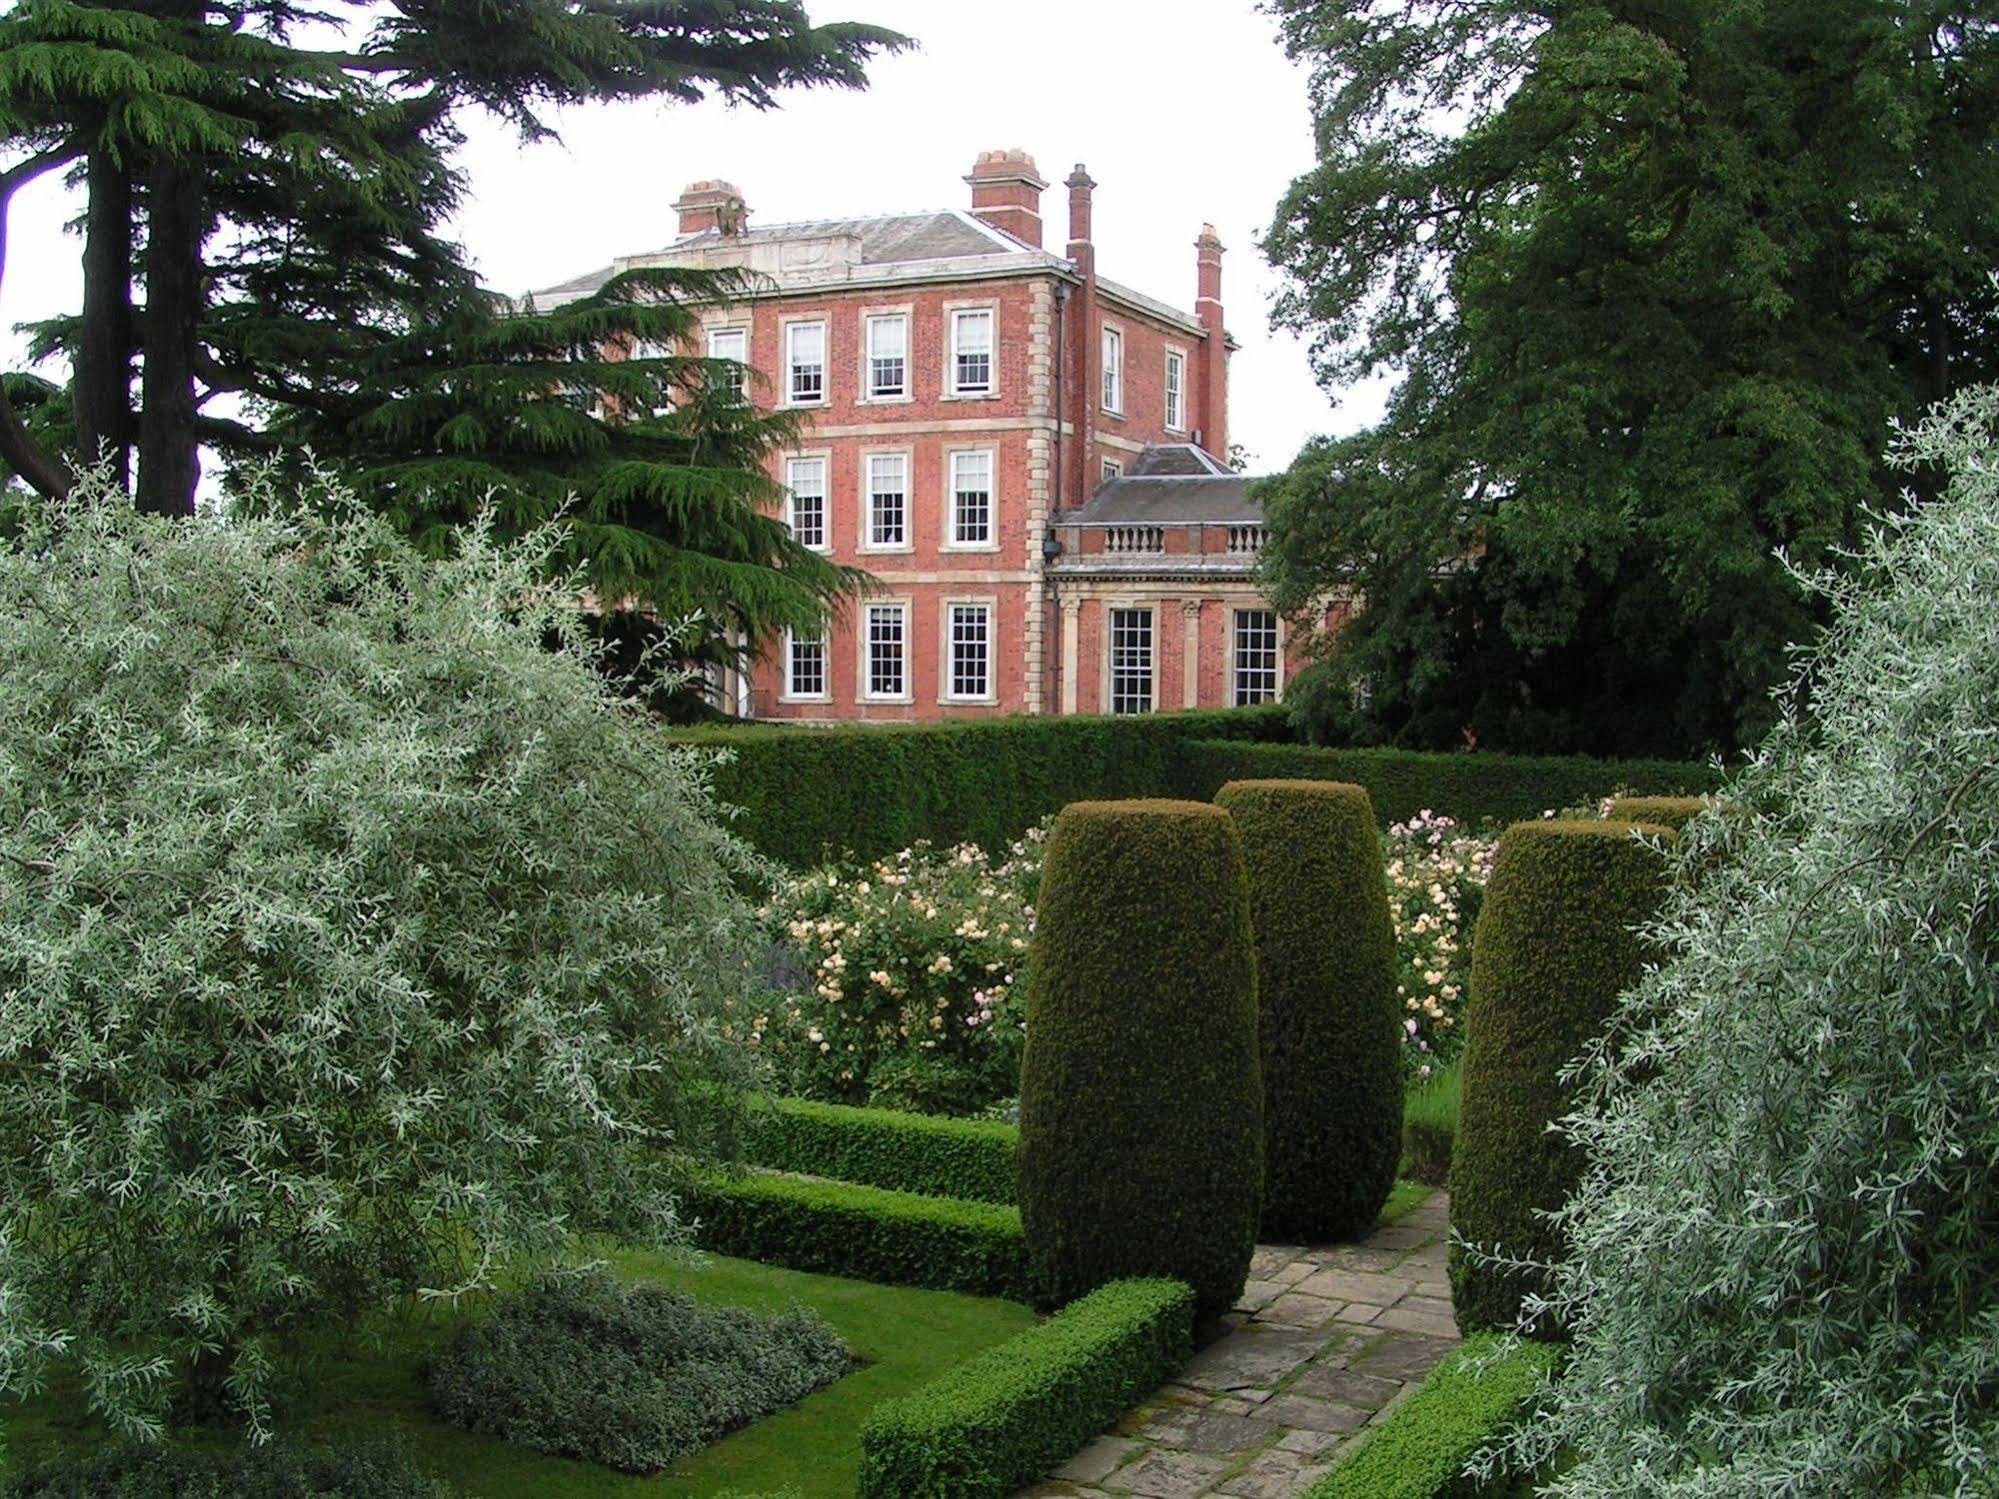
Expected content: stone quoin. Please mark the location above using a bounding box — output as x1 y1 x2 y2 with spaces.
533 150 1349 720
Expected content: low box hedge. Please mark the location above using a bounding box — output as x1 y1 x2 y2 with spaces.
669 708 1289 866
856 1277 1196 1499
1175 741 1721 829
737 1096 1019 1206
680 1169 1031 1301
1304 1334 1559 1499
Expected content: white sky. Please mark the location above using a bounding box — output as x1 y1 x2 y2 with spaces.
2 0 1391 472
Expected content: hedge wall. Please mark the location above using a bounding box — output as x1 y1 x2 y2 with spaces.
1177 742 1722 829
856 1278 1195 1499
671 708 1289 867
680 1170 1031 1301
1303 1334 1559 1499
735 1095 1018 1206
1018 800 1262 1321
1216 779 1401 1241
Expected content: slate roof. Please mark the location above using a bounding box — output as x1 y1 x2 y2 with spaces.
526 210 1208 334
1128 443 1234 477
1068 472 1263 526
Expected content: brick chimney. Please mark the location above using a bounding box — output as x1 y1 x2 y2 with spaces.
1063 164 1101 513
1194 223 1229 461
673 180 749 238
966 148 1048 247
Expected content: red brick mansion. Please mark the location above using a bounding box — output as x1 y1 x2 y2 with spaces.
536 150 1341 721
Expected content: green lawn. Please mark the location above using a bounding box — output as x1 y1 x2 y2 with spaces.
1 1248 1037 1499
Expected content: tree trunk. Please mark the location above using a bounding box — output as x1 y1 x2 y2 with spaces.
136 154 204 517
76 148 134 488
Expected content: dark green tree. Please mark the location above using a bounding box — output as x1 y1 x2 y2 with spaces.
1259 0 1999 758
0 0 898 643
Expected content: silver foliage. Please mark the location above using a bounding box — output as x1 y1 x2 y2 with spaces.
1498 385 1999 1497
0 475 766 1438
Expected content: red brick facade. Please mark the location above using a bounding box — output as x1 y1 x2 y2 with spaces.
539 150 1328 721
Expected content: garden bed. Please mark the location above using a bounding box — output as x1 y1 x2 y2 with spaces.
0 1250 1036 1499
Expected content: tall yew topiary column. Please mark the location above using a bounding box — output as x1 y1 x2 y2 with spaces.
1018 800 1262 1321
1448 819 1674 1336
1216 779 1401 1240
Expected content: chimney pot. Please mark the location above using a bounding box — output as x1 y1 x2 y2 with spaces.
1066 164 1096 248
965 148 1048 247
673 179 749 238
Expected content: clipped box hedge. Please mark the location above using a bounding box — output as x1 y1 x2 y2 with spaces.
735 1095 1019 1206
1177 741 1721 829
671 708 1289 867
856 1277 1196 1499
1305 1334 1559 1499
680 1169 1031 1301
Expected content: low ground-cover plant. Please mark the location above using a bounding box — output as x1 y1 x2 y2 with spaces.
428 1267 848 1474
1306 1334 1558 1499
747 827 1044 1115
2 1438 450 1498
1491 387 1999 1493
681 1170 1032 1300
0 479 763 1435
857 1277 1195 1499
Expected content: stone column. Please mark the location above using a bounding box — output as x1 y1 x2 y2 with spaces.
1182 599 1203 710
1060 597 1081 716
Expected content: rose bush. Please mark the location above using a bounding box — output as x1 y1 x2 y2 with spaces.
1382 811 1495 1077
746 826 1046 1115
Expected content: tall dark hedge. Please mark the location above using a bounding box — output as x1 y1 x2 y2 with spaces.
1215 779 1400 1240
1178 741 1721 830
1448 819 1674 1335
669 708 1289 866
1017 800 1262 1321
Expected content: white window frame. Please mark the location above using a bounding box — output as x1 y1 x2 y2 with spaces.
1164 347 1188 432
945 447 998 551
946 305 997 398
785 454 830 553
941 598 996 704
782 627 829 702
861 310 911 403
860 600 911 703
1230 607 1283 706
1101 323 1124 415
707 325 749 399
784 317 827 407
1101 458 1123 484
1107 604 1155 715
862 449 911 553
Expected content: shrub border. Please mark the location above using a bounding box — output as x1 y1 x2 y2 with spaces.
736 1096 1018 1206
856 1277 1196 1499
680 1169 1030 1301
1303 1334 1559 1499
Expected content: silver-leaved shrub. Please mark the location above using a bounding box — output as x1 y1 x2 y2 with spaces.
0 476 764 1438
1497 385 1999 1494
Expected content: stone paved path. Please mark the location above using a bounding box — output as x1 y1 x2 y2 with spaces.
1020 1191 1458 1499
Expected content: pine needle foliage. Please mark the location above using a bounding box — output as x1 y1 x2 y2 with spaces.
0 470 768 1440
0 0 902 644
261 263 868 649
1490 383 1999 1495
